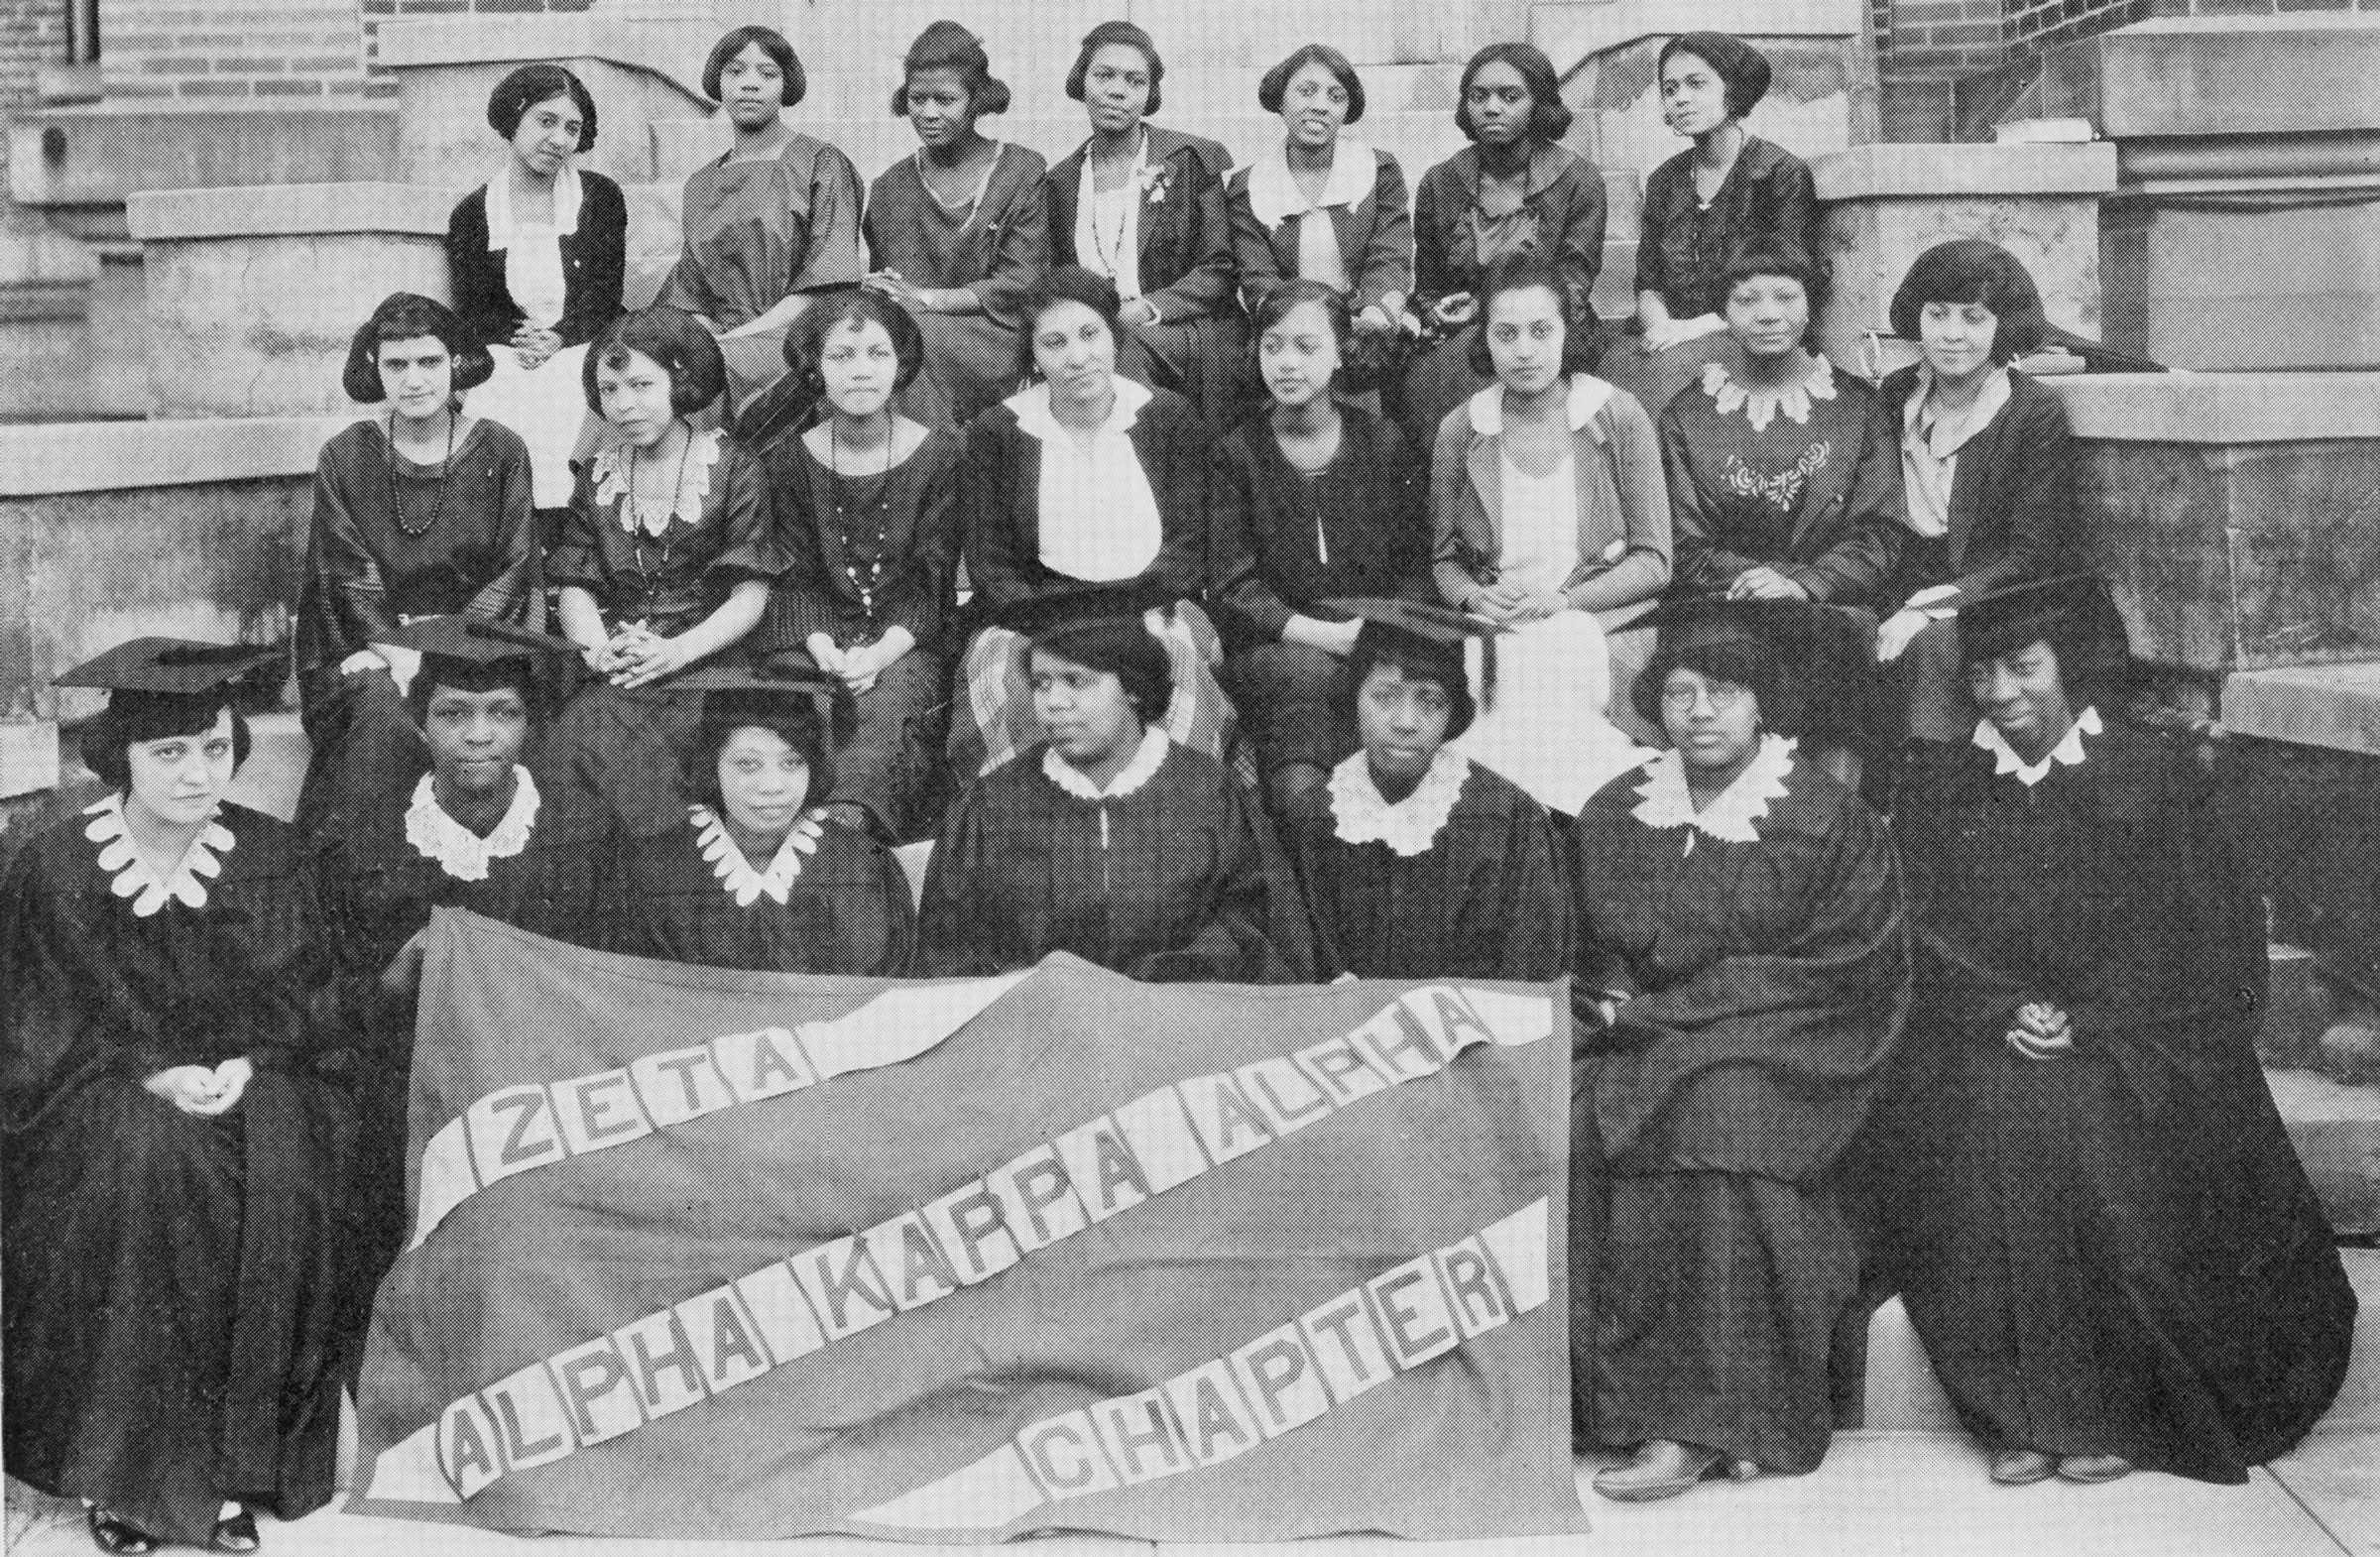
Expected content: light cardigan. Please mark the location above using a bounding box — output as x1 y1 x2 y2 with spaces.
1430 375 1671 622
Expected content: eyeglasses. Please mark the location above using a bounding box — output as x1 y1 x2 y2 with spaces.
1659 681 1751 713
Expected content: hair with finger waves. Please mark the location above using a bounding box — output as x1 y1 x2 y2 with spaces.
1067 20 1164 116
785 288 925 394
892 21 1010 117
486 62 597 151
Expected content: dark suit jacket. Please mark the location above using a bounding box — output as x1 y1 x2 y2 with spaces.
1879 364 2077 605
1045 126 1238 325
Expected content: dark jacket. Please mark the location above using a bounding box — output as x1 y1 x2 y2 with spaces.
1634 136 1818 321
443 171 627 350
1412 141 1606 321
1045 126 1238 325
1878 364 2078 606
1227 142 1415 316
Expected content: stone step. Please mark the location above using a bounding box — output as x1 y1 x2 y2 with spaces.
780 61 1467 125
2224 659 2380 759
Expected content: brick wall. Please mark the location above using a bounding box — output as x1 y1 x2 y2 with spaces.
100 0 367 102
357 0 590 96
1 0 67 190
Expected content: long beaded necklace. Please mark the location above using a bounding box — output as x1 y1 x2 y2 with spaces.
384 407 458 539
624 424 695 593
828 416 898 636
1086 128 1145 286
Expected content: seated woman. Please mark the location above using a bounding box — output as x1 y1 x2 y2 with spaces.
1603 33 1818 417
1047 21 1243 424
1229 44 1414 395
446 63 626 513
1876 574 2353 1487
612 666 914 976
541 306 784 839
1432 255 1661 813
1873 241 2079 747
1290 600 1572 981
862 22 1048 429
952 266 1233 779
296 292 536 832
919 589 1311 983
1211 281 1430 821
762 290 963 841
657 26 866 419
1400 42 1606 452
1571 597 1907 1500
4 641 355 1555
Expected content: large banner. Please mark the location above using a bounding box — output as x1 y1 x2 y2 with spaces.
350 909 1582 1542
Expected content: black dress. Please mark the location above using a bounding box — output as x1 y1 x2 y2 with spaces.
613 808 914 976
1876 717 2354 1481
2 800 355 1545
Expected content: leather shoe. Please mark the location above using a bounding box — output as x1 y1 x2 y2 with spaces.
1592 1439 1726 1502
86 1509 156 1556
2056 1454 2133 1485
1988 1448 2058 1486
211 1508 261 1553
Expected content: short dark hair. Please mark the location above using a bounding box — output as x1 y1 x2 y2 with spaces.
785 288 924 394
342 293 493 404
81 693 252 792
486 63 597 152
1029 620 1173 725
1632 637 1788 738
1250 278 1352 382
406 656 547 727
892 21 1010 118
702 25 805 107
683 700 836 813
1468 253 1603 377
583 306 728 418
1259 44 1364 125
1890 239 2049 363
1454 43 1573 144
1014 265 1125 379
1345 637 1475 743
1067 20 1164 117
1719 241 1830 314
1657 32 1772 120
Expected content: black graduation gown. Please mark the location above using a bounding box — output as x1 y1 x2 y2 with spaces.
1 802 355 1545
612 812 915 976
1878 721 2354 1480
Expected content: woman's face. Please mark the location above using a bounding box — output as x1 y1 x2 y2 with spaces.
1082 42 1152 137
124 707 236 831
1659 666 1762 775
1485 283 1566 398
1725 274 1811 359
1966 639 2073 754
720 42 786 131
716 724 811 840
1357 660 1454 785
1031 299 1118 410
1279 60 1350 153
377 333 454 424
1918 299 2001 385
818 315 900 420
1257 299 1342 410
1659 51 1730 139
423 684 530 798
509 91 584 177
594 346 677 448
1029 650 1142 770
904 67 976 148
1465 60 1534 148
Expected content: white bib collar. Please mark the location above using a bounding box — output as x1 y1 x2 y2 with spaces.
1328 746 1470 857
1631 733 1797 850
1247 140 1377 227
405 767 539 882
1973 704 2100 787
84 793 233 916
690 804 823 907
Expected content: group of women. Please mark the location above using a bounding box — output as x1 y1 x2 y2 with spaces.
0 19 2358 1555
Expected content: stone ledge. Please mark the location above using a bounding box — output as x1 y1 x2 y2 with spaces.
2224 664 2380 757
2043 373 2380 443
127 182 453 241
2094 14 2380 141
1812 142 2117 201
0 416 346 498
7 105 398 208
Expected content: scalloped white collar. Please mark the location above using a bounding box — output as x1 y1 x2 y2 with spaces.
1469 373 1612 436
1329 746 1470 857
690 804 824 907
1973 704 2100 786
591 426 722 538
1247 140 1378 227
1701 355 1838 434
405 767 538 882
1043 726 1170 801
1631 733 1797 849
1009 373 1152 444
83 793 234 915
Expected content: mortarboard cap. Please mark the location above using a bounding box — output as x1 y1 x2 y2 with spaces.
667 658 853 746
383 615 579 696
990 580 1177 643
1955 571 2129 671
1635 595 1874 741
54 638 281 696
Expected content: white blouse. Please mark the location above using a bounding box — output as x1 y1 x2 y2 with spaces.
1495 448 1581 598
1009 377 1164 583
484 163 580 329
1075 133 1146 300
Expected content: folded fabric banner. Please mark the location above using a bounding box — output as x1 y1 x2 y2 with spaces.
350 908 1580 1542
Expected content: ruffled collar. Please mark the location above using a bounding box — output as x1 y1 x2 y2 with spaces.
1468 373 1613 436
590 426 722 538
1902 363 2010 460
1042 726 1169 801
1973 705 2100 787
484 161 581 248
690 804 824 907
1247 140 1377 227
1701 355 1838 434
83 793 234 915
404 767 538 882
1630 733 1797 849
1328 746 1470 857
1008 374 1152 444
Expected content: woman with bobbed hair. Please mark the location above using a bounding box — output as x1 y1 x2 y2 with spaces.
297 292 536 832
1046 21 1243 422
659 25 867 417
445 62 626 511
1872 239 2079 746
1399 42 1608 450
863 21 1049 428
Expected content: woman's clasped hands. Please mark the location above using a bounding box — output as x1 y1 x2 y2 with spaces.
143 1056 254 1117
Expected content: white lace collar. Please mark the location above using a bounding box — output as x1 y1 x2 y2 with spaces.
1630 733 1797 848
83 793 234 916
1008 373 1152 444
484 160 581 248
689 804 824 907
1701 355 1838 434
1973 705 2101 787
1042 726 1170 801
590 426 723 538
1468 373 1613 436
1247 139 1377 227
404 767 538 882
1328 746 1470 857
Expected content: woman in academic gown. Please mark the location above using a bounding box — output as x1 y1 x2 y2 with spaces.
918 593 1310 983
1875 574 2354 1487
2 642 356 1555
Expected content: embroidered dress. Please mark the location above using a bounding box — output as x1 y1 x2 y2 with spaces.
2 801 353 1546
1570 744 1908 1473
613 808 913 975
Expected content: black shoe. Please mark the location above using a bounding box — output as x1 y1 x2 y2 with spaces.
86 1509 157 1556
211 1508 261 1553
